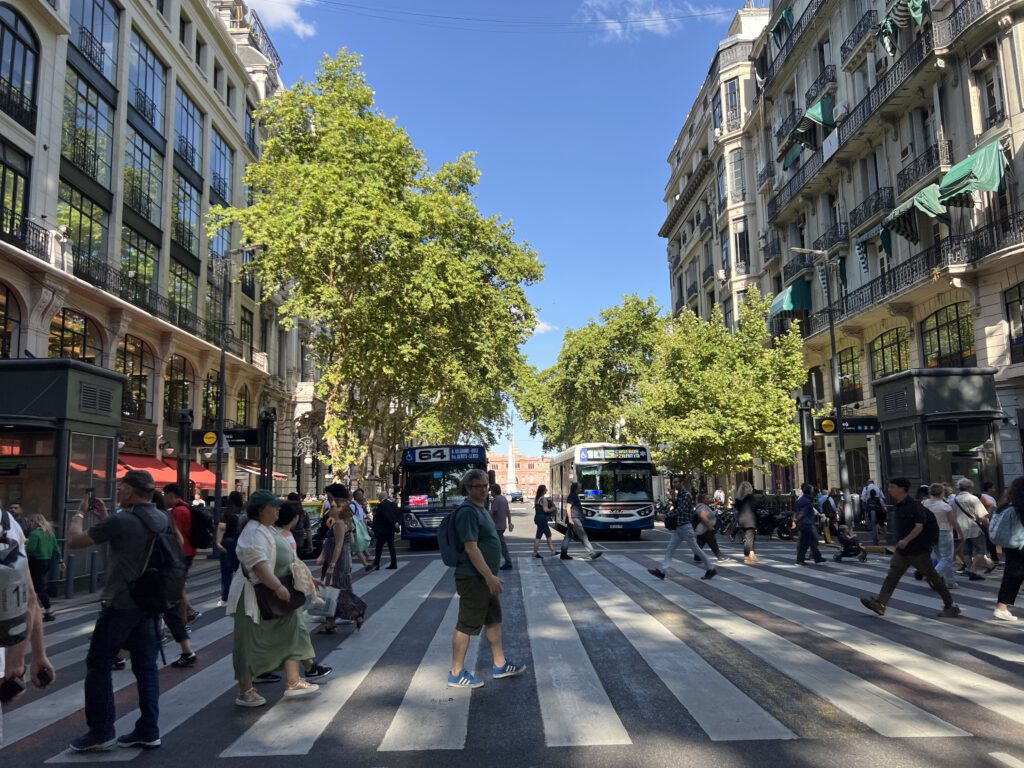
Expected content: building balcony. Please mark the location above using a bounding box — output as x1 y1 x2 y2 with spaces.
173 220 196 252
775 108 802 147
132 87 158 128
850 188 894 231
687 280 698 300
768 148 822 221
840 10 878 71
804 65 837 108
211 173 229 201
813 222 849 253
896 141 952 197
765 235 782 267
757 163 775 189
764 0 832 89
0 75 36 132
934 0 1007 49
670 251 681 272
658 155 713 238
77 26 106 72
725 107 741 133
782 251 815 283
225 7 282 74
0 206 50 262
65 128 100 178
804 211 1024 336
124 182 154 220
734 259 750 277
175 136 197 170
702 262 714 284
986 107 1007 131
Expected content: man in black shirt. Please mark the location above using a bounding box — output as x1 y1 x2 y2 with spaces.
860 478 960 618
370 493 401 571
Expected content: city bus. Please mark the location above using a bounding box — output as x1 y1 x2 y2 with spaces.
548 443 656 538
394 444 491 546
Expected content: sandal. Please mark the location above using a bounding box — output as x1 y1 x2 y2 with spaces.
317 624 337 634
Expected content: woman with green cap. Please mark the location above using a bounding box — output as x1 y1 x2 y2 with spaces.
227 490 319 707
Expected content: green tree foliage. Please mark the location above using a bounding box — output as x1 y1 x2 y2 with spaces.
625 288 806 476
518 295 664 451
211 51 542 478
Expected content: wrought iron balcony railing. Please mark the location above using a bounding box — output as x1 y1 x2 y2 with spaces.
850 188 894 230
0 206 50 262
841 11 878 64
813 221 849 252
757 163 775 188
764 0 829 88
782 251 814 283
775 107 802 145
133 87 158 127
805 65 837 108
124 182 154 220
986 107 1006 130
77 26 106 72
0 74 35 132
725 107 741 133
702 263 714 283
65 127 101 178
211 172 229 200
765 236 782 266
896 141 952 196
175 136 197 169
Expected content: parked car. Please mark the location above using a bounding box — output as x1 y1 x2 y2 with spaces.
509 490 524 503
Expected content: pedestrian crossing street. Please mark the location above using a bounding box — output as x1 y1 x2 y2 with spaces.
6 539 1024 763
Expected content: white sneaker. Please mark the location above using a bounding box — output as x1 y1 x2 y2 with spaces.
283 680 320 698
994 608 1019 622
215 600 226 608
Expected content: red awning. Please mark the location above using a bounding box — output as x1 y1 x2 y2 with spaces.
118 454 178 485
167 459 226 490
238 464 288 484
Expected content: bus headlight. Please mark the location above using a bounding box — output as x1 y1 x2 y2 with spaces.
403 514 421 528
639 506 653 517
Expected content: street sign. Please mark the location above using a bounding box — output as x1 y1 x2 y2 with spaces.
814 417 880 435
191 428 260 447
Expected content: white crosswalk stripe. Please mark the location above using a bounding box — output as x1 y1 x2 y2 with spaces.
7 543 1024 763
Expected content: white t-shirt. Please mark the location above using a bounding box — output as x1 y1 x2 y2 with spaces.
922 498 954 532
0 515 26 679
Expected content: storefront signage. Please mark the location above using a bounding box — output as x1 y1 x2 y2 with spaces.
191 429 260 447
814 417 880 435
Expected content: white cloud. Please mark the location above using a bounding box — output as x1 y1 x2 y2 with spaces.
247 0 316 39
577 0 730 42
534 319 559 334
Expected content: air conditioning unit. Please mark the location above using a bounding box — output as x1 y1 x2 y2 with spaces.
832 102 848 122
970 44 998 72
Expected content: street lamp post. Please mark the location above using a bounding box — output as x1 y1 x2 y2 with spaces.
211 254 233 552
791 247 853 524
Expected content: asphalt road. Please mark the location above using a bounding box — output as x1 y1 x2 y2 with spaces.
5 502 1024 768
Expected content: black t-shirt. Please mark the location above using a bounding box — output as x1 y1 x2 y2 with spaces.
893 496 930 556
222 508 240 539
373 498 399 532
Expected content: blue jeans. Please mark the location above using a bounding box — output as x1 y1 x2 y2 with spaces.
84 606 160 740
219 538 239 601
933 530 955 585
661 523 712 572
796 525 822 563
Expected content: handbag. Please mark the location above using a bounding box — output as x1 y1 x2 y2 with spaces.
989 505 1024 549
307 586 339 617
252 573 306 621
353 518 372 552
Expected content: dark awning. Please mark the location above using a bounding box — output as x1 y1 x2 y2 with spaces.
770 8 794 47
770 280 812 317
882 184 946 243
792 96 834 147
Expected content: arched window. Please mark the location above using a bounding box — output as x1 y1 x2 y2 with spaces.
117 334 154 421
921 302 976 368
0 4 39 131
236 385 249 426
48 308 102 363
0 281 21 359
202 370 220 426
163 353 194 423
869 328 909 380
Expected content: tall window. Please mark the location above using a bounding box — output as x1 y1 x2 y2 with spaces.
117 334 154 420
174 86 203 171
0 281 20 359
62 68 115 187
208 227 229 284
719 226 730 271
733 217 749 271
210 129 233 201
723 297 734 329
70 0 119 81
244 101 258 155
236 384 249 426
128 30 165 130
730 149 745 202
712 92 722 130
869 328 909 379
837 346 862 401
717 157 727 207
0 138 29 238
1007 282 1024 364
120 227 158 299
0 4 38 131
240 308 253 362
921 302 976 368
171 170 200 253
58 181 108 264
169 259 197 313
241 246 256 297
204 281 222 329
724 78 739 129
49 308 102 363
163 353 194 422
123 128 163 225
202 370 220 425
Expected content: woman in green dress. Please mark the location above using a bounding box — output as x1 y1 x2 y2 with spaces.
227 490 319 707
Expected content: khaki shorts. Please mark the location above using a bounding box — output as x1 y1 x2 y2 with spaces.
455 576 502 635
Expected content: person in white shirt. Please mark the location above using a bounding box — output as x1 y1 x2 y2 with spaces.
1 510 56 746
953 479 992 580
923 483 960 589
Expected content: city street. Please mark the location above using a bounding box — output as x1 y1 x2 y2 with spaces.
5 504 1024 768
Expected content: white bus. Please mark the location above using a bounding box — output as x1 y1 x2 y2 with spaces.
548 443 656 539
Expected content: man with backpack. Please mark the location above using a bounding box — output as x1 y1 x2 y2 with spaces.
66 470 185 752
163 485 200 626
860 477 961 620
446 469 526 689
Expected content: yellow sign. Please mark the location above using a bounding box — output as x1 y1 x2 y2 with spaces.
819 418 837 434
202 431 218 446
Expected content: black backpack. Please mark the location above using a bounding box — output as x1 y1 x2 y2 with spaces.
188 504 214 549
129 508 187 614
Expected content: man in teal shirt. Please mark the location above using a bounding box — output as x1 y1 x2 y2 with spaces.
447 468 526 689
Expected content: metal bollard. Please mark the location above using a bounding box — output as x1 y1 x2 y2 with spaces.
89 549 100 593
65 553 76 599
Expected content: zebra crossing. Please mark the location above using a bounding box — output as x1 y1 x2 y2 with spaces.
5 539 1024 764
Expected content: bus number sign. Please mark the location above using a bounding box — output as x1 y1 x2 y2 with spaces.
580 447 647 461
403 446 486 464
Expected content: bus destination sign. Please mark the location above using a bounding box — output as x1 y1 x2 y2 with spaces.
402 446 487 464
580 446 648 462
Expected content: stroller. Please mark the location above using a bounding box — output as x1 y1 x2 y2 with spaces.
833 525 868 562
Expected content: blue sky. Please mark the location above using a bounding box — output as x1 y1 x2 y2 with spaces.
247 0 737 454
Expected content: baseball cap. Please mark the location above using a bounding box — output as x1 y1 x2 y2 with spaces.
122 470 155 495
249 489 283 508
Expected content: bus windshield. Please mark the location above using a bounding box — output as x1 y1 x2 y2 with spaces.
405 462 482 508
578 464 653 502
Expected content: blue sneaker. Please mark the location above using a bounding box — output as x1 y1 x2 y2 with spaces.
69 732 116 752
447 669 484 688
492 661 526 679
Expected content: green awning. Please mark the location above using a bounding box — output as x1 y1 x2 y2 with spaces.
938 139 1009 206
878 17 899 55
882 184 947 243
770 279 812 317
792 96 834 146
783 143 803 170
770 8 794 47
908 0 930 24
878 0 929 54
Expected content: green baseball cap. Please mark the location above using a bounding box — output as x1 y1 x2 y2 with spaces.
249 489 283 508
